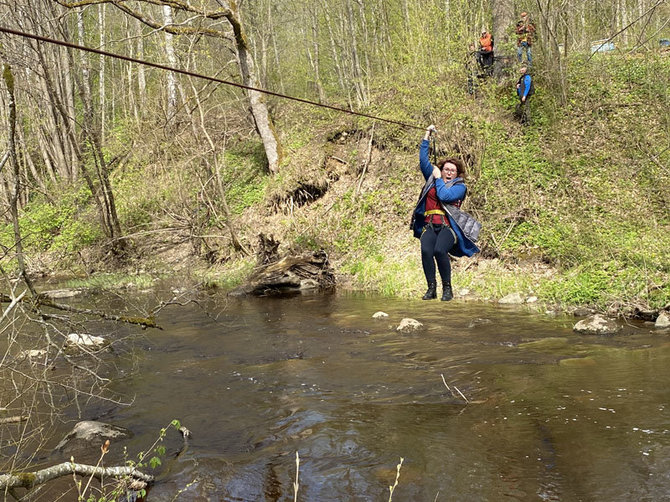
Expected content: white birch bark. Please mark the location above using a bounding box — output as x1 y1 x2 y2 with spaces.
162 5 178 121
99 3 106 143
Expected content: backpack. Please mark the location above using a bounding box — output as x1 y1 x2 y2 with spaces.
527 76 535 97
518 74 535 97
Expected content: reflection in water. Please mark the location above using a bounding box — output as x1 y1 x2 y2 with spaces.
90 291 670 501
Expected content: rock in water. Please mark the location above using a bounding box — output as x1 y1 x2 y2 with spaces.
397 318 423 333
573 314 622 335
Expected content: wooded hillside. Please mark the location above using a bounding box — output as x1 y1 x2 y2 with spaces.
0 0 668 314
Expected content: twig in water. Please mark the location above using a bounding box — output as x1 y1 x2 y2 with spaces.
441 374 470 404
293 451 300 502
0 416 28 425
440 373 453 396
453 385 470 404
388 457 403 502
81 440 110 499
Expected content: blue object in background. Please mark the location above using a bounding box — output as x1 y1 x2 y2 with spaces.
660 39 670 47
591 40 616 53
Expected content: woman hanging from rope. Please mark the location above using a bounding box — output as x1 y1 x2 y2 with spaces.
411 125 480 301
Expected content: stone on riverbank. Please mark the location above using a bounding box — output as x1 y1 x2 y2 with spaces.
498 293 524 304
573 314 622 335
656 312 670 329
372 311 389 319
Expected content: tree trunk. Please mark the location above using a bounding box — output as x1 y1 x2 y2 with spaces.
220 0 282 174
491 0 515 75
135 16 146 123
99 3 106 143
162 4 178 121
354 0 371 104
345 0 365 106
76 7 123 243
308 8 326 103
2 63 36 295
321 0 351 107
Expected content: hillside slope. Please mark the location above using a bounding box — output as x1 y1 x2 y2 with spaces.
10 53 670 317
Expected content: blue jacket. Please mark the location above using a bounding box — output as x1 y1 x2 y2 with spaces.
411 140 480 257
517 74 532 99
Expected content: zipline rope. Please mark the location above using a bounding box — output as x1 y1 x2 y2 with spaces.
0 25 425 131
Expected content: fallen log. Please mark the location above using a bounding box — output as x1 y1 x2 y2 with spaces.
229 249 335 296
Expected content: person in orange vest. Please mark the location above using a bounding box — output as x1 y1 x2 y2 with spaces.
478 29 494 74
516 12 536 65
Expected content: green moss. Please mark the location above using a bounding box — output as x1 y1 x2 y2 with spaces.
14 471 36 487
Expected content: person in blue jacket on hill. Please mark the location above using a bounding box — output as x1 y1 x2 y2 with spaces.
411 125 479 301
515 66 534 125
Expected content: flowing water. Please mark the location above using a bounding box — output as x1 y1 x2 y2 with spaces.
52 291 670 500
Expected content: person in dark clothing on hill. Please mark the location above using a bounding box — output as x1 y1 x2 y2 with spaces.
411 125 479 301
515 66 534 125
478 30 494 75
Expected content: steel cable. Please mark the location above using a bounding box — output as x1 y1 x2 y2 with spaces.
0 25 425 131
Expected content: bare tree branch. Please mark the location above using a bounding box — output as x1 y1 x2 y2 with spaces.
0 293 161 329
0 416 28 424
0 461 153 490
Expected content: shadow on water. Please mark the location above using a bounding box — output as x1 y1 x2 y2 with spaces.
58 291 670 501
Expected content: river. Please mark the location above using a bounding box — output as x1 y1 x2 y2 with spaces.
51 289 670 500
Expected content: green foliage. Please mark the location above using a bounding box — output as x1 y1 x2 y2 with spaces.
113 165 161 230
221 143 269 215
343 254 423 297
64 273 158 290
197 257 256 289
0 183 101 256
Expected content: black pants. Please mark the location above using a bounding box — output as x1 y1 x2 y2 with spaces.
480 50 494 75
420 224 456 286
515 99 531 125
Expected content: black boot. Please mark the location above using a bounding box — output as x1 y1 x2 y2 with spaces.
441 284 453 301
422 283 437 300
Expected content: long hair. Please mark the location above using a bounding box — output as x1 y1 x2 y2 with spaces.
437 157 466 178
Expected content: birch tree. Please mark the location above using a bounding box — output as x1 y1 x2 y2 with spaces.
162 4 178 121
